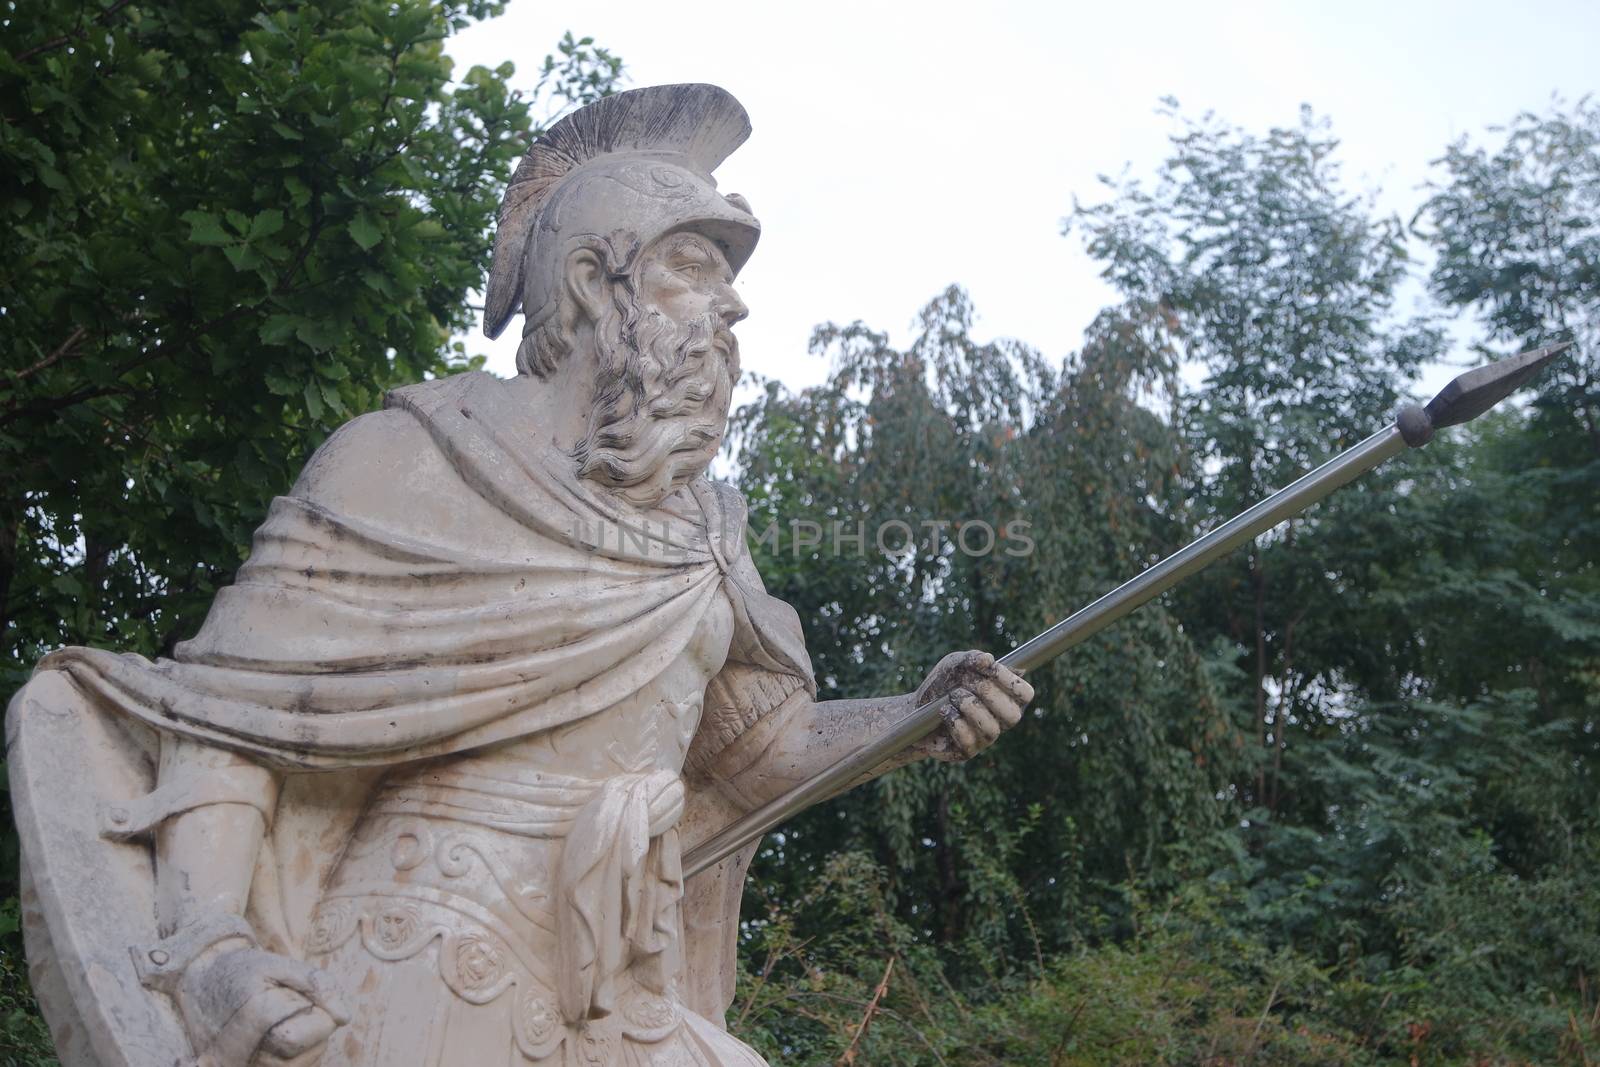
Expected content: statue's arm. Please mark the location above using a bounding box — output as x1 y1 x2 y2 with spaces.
695 651 1032 814
152 740 269 936
689 485 1032 818
139 738 346 1065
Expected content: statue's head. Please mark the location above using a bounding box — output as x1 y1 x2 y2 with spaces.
483 84 759 505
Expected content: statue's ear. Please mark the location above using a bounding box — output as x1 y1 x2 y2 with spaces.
563 247 609 326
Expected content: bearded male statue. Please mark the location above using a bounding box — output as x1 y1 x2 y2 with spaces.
7 84 1032 1067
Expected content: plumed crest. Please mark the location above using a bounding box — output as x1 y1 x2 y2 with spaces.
484 84 753 339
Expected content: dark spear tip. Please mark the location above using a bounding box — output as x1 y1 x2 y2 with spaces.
1396 341 1573 447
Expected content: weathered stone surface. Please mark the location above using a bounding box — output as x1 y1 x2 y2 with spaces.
9 84 1032 1066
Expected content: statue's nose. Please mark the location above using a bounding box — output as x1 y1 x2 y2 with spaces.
716 285 748 327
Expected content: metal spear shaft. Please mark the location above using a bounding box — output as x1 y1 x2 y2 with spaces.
683 343 1571 878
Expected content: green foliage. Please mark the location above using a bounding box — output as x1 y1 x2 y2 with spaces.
1 4 622 1058
0 898 51 1067
3 15 1596 1061
732 286 1239 956
1418 97 1600 633
1070 102 1439 495
732 801 1599 1064
0 1 622 680
1420 98 1600 447
734 854 1584 1066
733 101 1599 1066
1068 101 1447 823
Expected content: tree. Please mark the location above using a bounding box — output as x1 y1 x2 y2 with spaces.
732 287 1238 964
1419 99 1600 633
734 99 1598 1067
1 5 622 1055
1421 98 1600 458
1067 102 1444 822
1 4 621 684
1051 100 1600 1061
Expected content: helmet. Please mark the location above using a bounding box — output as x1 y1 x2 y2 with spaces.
483 83 760 342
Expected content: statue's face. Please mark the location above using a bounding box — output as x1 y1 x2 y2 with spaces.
633 232 748 373
571 230 748 507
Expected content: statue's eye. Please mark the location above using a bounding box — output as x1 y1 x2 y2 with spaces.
674 261 703 280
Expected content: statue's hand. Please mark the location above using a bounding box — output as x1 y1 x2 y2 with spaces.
173 941 348 1066
912 650 1034 762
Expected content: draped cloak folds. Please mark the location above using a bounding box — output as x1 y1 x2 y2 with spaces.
32 370 815 1026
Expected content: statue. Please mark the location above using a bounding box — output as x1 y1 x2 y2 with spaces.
5 83 1035 1067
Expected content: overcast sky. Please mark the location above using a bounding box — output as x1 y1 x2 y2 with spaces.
447 0 1599 396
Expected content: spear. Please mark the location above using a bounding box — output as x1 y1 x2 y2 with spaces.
684 343 1572 877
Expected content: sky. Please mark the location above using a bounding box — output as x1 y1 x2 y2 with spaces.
446 0 1599 398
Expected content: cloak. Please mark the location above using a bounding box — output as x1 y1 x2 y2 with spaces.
43 371 813 768
20 371 814 1052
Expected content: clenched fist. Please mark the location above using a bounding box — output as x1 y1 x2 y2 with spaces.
176 942 347 1065
911 650 1033 762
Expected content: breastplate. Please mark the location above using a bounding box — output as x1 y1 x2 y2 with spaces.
305 592 735 1059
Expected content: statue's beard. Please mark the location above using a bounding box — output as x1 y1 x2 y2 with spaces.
574 289 738 507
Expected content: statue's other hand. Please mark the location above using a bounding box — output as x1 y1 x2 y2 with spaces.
912 650 1034 762
260 1001 341 1063
176 943 348 1066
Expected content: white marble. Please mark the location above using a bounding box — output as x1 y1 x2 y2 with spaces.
7 84 1032 1067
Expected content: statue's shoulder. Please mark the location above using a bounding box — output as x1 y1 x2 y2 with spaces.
288 407 426 508
383 370 492 421
289 373 494 520
696 478 749 521
692 478 754 558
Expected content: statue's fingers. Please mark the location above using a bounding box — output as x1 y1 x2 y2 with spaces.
262 1006 337 1060
956 689 1002 742
969 678 1023 728
939 650 972 673
211 987 311 1066
971 659 1032 703
265 958 348 1024
949 718 979 757
943 690 981 756
991 664 1034 706
303 969 350 1025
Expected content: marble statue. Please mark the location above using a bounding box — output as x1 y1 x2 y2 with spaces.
6 83 1033 1067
